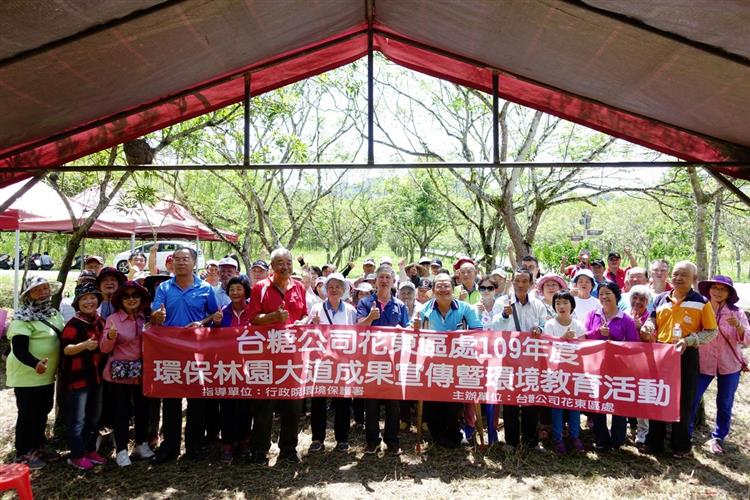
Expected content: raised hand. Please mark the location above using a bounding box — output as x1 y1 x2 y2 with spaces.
152 304 166 325
369 303 380 321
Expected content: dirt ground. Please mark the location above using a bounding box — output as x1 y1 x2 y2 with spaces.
1 350 749 499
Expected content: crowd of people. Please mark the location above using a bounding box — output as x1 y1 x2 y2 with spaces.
4 246 748 471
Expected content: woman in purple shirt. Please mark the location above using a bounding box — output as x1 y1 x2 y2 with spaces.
585 281 639 450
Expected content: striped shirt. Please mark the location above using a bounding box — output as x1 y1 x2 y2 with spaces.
651 289 717 344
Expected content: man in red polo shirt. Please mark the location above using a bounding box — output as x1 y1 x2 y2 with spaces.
248 247 308 464
605 249 637 289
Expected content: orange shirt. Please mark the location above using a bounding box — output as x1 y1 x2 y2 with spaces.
651 289 717 343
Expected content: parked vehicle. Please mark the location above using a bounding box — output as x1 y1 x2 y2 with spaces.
112 241 205 274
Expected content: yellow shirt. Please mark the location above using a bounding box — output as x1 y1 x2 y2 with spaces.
652 289 717 343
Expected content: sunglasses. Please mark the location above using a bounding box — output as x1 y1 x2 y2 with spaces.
478 286 496 291
122 293 142 300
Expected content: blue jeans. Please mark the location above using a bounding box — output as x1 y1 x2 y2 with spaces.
689 371 741 441
551 409 580 442
66 385 102 458
593 414 627 449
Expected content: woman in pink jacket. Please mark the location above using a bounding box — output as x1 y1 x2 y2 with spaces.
100 281 155 467
690 275 749 454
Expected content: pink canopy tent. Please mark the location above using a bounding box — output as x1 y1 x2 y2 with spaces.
71 187 237 242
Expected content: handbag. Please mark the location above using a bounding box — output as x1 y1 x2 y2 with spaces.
718 331 749 373
110 359 143 379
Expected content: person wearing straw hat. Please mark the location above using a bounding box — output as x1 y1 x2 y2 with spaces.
59 282 107 470
6 276 64 469
689 275 749 455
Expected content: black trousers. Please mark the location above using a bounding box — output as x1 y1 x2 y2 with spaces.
365 399 400 447
160 397 183 456
310 397 351 444
204 400 221 440
646 347 699 454
503 405 539 447
425 401 462 447
251 399 302 456
352 398 365 425
111 383 150 452
220 399 252 445
400 400 414 423
14 384 54 456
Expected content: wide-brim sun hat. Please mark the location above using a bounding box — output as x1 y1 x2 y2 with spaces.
536 273 569 295
111 280 152 311
698 275 739 305
324 272 350 300
21 275 62 299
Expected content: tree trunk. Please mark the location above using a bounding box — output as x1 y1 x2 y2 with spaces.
53 147 134 306
735 243 741 281
687 167 709 281
708 193 721 278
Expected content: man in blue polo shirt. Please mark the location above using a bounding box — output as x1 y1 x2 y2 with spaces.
357 264 409 455
150 247 221 464
416 273 482 448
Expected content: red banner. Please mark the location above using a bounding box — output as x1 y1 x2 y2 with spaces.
143 325 681 421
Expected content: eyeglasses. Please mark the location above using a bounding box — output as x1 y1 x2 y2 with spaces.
478 286 496 291
122 293 141 300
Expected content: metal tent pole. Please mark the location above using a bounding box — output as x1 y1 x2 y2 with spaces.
367 1 374 165
492 72 500 164
13 229 20 310
130 233 136 253
244 73 251 166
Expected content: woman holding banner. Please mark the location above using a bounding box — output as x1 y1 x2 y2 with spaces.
216 276 253 463
689 275 749 455
584 281 639 450
308 273 358 453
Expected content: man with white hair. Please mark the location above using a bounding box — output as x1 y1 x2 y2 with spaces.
640 261 718 457
248 247 309 464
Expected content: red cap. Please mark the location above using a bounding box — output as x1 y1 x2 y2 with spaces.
453 257 475 271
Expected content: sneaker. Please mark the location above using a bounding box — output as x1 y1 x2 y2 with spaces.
553 440 567 455
570 438 585 454
16 452 46 470
387 446 402 456
221 444 234 463
250 452 269 465
308 441 324 453
68 457 94 471
85 451 107 465
115 450 132 467
335 442 350 452
133 442 155 460
364 443 380 455
708 438 724 455
354 423 365 432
